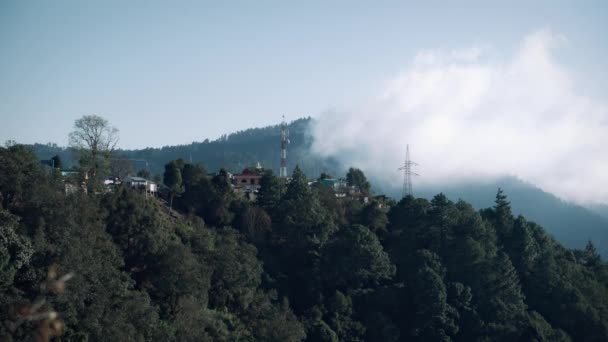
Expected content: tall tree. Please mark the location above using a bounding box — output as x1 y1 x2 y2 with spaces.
69 115 119 190
321 224 395 290
493 188 513 235
109 155 133 180
257 171 281 211
346 167 371 196
318 172 332 181
51 154 62 169
137 168 151 180
164 160 184 210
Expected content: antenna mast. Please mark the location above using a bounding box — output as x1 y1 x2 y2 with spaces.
279 115 289 178
398 144 418 198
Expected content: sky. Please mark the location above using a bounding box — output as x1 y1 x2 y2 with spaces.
1 1 607 203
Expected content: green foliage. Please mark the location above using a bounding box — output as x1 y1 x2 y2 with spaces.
257 171 281 210
346 167 371 195
51 154 62 169
2 143 608 341
410 265 458 341
0 144 48 210
318 172 332 180
207 229 262 312
321 224 395 290
164 160 185 209
0 209 32 289
359 202 389 236
102 188 171 269
137 168 151 179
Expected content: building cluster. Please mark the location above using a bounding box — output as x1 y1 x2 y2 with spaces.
40 160 158 196
105 176 158 197
38 116 392 208
230 163 389 208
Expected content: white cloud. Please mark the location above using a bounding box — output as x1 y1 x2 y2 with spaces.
311 30 608 205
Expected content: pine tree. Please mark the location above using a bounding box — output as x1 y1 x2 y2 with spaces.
257 171 281 211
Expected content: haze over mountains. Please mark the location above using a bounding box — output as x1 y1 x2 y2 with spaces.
310 30 608 206
31 117 608 256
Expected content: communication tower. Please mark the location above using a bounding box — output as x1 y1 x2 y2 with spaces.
280 115 289 178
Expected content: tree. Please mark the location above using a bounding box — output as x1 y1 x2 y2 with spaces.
360 203 389 235
410 266 458 341
181 163 206 188
137 169 151 180
164 160 184 210
583 240 602 268
346 167 371 195
493 188 513 233
102 188 170 275
0 144 47 209
51 155 62 169
69 115 119 190
476 251 527 339
238 205 271 245
0 208 33 290
321 224 395 290
270 166 337 312
206 229 263 312
109 155 133 180
257 171 281 211
318 172 332 181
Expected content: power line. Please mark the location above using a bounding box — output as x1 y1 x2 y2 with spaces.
398 144 419 198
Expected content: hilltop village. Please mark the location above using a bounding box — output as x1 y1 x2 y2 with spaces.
40 157 387 208
38 117 390 210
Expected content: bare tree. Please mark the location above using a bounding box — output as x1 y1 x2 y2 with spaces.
109 156 133 181
69 115 119 190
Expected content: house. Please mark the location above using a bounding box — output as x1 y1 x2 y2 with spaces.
124 176 157 196
56 169 88 194
232 165 264 201
312 178 350 198
373 195 390 209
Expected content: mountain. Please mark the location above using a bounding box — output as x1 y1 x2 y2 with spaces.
588 204 608 221
29 117 608 256
31 117 342 177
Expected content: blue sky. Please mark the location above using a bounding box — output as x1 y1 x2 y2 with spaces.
1 1 607 149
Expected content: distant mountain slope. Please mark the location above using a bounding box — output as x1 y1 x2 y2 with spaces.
30 117 608 256
118 117 342 177
588 204 608 221
31 117 342 177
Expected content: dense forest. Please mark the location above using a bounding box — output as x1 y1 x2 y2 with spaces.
30 117 608 257
2 143 608 341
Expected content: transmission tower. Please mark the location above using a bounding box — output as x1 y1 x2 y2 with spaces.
398 144 418 198
279 115 289 178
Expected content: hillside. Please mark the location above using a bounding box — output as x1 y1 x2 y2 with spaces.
3 143 608 341
414 178 608 256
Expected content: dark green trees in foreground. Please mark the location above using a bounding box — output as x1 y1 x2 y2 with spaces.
2 145 608 341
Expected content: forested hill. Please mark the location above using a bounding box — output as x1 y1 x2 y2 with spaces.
30 117 608 257
416 178 608 256
2 144 608 341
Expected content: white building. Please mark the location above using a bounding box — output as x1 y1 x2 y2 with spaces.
124 176 157 196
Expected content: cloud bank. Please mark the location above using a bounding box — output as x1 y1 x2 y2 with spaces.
311 30 608 205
